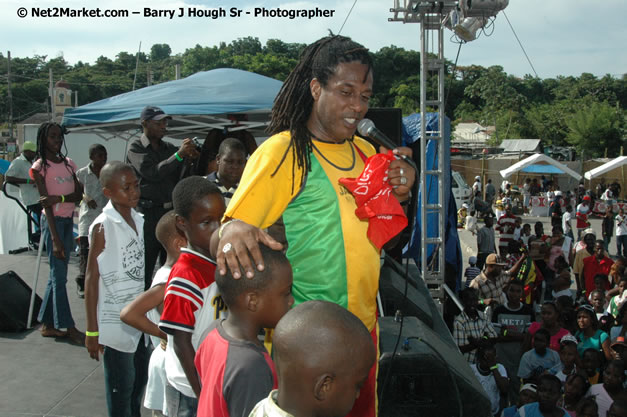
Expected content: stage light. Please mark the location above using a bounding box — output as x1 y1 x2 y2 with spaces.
460 0 509 17
453 16 487 42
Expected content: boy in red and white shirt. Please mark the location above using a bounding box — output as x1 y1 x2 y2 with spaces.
159 177 227 416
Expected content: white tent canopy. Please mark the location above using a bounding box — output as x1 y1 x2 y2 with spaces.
584 156 627 180
500 153 582 181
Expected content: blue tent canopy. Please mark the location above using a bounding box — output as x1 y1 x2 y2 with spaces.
61 68 283 140
521 164 564 174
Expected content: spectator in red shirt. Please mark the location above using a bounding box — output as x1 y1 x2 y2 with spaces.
497 204 517 258
582 240 614 295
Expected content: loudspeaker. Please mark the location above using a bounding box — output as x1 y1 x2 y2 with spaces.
378 316 492 417
363 107 403 148
377 257 492 417
0 270 41 331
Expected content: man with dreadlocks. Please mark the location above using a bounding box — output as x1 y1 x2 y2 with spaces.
214 35 415 416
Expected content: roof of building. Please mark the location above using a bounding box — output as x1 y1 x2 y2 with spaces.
499 139 542 153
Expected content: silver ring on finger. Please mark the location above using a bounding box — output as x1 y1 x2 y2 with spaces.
222 243 233 253
399 168 405 176
400 176 407 185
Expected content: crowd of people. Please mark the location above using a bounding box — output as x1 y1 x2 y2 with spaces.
4 35 415 417
456 176 627 416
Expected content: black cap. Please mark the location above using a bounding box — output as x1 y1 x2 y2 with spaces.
140 106 171 122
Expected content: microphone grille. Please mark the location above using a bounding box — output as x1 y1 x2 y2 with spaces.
357 118 374 137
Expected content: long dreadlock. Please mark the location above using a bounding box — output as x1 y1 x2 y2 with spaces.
268 35 373 193
36 122 76 179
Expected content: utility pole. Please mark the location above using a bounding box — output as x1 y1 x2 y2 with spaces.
132 41 141 91
7 51 13 153
48 69 53 121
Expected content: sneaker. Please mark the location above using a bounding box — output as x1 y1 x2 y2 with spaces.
40 324 68 338
76 277 85 299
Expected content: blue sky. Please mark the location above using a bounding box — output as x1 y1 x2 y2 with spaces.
1 0 625 79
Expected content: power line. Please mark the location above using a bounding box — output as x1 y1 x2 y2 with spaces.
337 0 358 35
502 11 538 78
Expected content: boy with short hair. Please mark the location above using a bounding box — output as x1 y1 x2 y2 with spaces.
75 143 108 298
84 161 148 417
158 176 227 416
248 300 376 417
548 335 579 383
517 328 561 384
121 210 186 417
205 138 247 206
194 244 294 417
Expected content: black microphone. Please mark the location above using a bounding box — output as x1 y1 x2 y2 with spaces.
357 118 399 151
357 118 416 169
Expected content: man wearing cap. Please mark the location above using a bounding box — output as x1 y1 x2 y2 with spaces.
472 175 481 203
576 195 592 240
5 141 41 245
470 253 526 307
126 106 200 287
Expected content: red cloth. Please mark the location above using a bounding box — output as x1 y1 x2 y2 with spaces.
339 151 408 249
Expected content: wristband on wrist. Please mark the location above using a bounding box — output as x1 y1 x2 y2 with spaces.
490 365 499 371
503 329 508 337
174 152 183 162
86 331 99 337
60 195 65 203
218 219 241 239
479 299 484 305
26 178 30 184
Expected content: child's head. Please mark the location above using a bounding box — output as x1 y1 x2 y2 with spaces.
100 162 139 209
88 144 107 169
515 217 522 227
536 374 563 412
558 335 578 368
36 122 64 159
534 221 544 236
156 210 186 261
575 396 598 417
594 240 605 259
476 343 497 369
215 243 294 328
522 223 531 236
469 210 476 217
468 256 477 267
216 138 247 187
173 176 225 255
589 289 605 311
505 279 523 304
593 274 608 291
533 328 550 355
517 383 538 408
582 348 600 375
273 300 376 417
603 360 625 390
540 301 559 327
577 305 598 331
617 276 627 296
564 373 588 404
460 288 478 314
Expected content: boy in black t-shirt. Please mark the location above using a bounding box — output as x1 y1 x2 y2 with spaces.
492 279 535 403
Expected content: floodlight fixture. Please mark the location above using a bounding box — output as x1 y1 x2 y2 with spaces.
460 0 509 18
454 16 487 41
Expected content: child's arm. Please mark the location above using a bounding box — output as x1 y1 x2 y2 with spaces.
120 285 168 339
85 223 105 361
32 168 64 259
172 330 201 398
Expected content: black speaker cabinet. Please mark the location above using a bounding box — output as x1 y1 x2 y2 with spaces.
377 257 492 417
378 316 492 417
0 270 42 331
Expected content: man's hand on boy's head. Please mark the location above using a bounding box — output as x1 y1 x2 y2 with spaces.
85 335 104 361
217 219 283 279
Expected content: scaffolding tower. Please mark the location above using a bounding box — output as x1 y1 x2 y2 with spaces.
390 1 459 303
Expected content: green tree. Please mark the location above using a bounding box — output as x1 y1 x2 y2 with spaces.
150 44 172 62
565 101 623 157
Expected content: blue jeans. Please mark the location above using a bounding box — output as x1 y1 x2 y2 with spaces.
165 383 198 417
37 216 75 329
103 336 150 417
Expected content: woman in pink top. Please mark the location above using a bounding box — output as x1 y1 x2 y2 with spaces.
31 122 85 344
524 301 571 352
